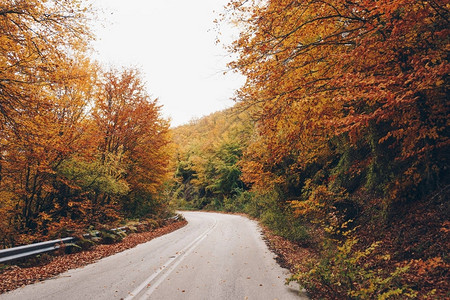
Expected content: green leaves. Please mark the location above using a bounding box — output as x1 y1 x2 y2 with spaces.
171 109 252 209
58 156 130 197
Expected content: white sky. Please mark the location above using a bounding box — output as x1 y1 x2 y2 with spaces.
90 0 245 127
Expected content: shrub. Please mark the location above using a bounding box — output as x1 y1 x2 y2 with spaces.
100 230 123 244
76 238 96 251
289 236 418 299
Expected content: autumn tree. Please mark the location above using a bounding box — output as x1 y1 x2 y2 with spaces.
0 0 94 243
0 1 172 246
0 0 91 132
92 68 172 218
227 0 449 216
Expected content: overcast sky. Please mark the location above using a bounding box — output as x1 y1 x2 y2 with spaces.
90 0 245 127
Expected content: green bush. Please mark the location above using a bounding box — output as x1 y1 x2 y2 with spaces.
240 191 312 244
261 207 310 244
223 189 252 212
242 191 266 218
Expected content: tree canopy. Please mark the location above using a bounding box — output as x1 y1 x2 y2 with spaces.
0 0 172 247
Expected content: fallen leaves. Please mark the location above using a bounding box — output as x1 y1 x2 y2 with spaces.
261 224 317 275
0 219 187 294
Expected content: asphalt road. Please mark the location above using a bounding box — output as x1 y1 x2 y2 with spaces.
0 211 308 300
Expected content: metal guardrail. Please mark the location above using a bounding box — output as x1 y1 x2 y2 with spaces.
111 226 128 233
0 215 182 264
167 215 180 221
0 237 75 264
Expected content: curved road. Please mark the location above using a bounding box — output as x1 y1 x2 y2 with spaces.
1 212 308 299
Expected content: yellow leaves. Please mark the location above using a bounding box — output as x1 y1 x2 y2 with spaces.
0 1 173 240
435 79 444 86
38 212 52 222
292 184 335 218
291 199 317 217
0 191 17 207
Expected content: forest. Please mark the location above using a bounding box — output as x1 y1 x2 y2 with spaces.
0 0 172 247
1 0 448 299
171 0 449 298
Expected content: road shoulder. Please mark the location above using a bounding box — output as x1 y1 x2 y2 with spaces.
0 219 187 294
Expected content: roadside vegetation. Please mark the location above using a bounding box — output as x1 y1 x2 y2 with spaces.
0 0 174 250
170 1 449 298
170 106 448 298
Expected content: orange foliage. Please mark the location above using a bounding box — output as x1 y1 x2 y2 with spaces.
227 0 449 202
0 1 172 246
226 1 449 296
93 68 172 210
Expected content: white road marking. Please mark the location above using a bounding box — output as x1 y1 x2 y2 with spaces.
124 217 218 300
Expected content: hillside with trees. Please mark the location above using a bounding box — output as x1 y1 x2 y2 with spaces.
171 109 254 210
173 0 449 298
